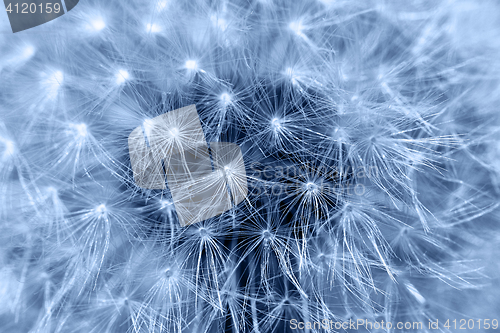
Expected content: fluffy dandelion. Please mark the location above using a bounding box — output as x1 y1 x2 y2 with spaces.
1 0 500 332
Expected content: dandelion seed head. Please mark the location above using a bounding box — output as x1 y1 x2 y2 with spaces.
2 0 500 331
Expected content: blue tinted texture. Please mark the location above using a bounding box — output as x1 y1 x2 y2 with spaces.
0 0 499 332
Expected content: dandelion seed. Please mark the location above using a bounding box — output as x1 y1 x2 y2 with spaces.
185 60 198 70
146 23 162 33
69 123 87 139
304 182 318 194
43 70 64 99
210 15 228 32
116 70 130 85
289 20 305 36
271 117 282 130
0 139 14 159
220 93 232 105
161 200 173 209
94 204 107 216
22 45 35 59
168 127 179 138
90 18 106 31
156 0 168 11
